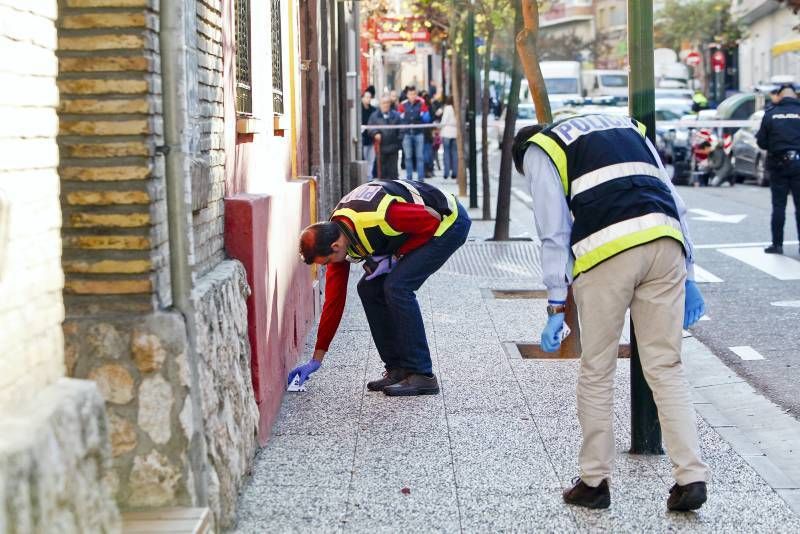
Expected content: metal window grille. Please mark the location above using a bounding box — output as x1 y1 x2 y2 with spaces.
235 0 252 114
271 0 284 115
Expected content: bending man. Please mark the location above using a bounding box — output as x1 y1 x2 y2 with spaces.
290 179 471 396
512 114 709 511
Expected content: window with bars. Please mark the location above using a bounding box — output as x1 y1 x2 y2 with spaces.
235 0 252 114
271 0 284 115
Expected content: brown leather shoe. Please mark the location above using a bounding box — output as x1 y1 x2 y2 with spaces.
667 481 707 511
382 373 440 396
367 368 411 392
563 477 610 509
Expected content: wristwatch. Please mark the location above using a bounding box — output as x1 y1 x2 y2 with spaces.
546 304 567 316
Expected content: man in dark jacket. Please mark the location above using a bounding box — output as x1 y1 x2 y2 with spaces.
398 86 430 180
757 83 800 254
367 96 403 179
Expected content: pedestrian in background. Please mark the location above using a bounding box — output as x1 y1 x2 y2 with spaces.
398 86 430 180
367 96 403 180
757 82 800 255
421 91 435 178
361 91 377 180
512 115 709 512
439 96 458 179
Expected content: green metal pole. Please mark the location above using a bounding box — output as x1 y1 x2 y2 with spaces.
467 4 478 209
627 0 663 455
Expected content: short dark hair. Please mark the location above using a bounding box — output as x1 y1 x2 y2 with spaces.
512 124 546 174
407 85 417 92
299 222 341 264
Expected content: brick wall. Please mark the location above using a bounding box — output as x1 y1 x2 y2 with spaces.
0 1 65 410
56 0 170 315
192 0 226 277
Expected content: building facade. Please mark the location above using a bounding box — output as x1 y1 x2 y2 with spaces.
1 0 360 530
734 0 800 89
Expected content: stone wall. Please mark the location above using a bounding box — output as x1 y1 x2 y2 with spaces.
193 260 258 528
64 259 257 527
0 379 120 533
64 311 197 508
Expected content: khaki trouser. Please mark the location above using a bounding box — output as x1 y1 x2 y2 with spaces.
572 237 709 487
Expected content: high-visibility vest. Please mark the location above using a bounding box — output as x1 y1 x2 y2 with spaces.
331 179 458 260
527 114 685 276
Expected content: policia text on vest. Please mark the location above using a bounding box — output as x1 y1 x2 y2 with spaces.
291 179 471 397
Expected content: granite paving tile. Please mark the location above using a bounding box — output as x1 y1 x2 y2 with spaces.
232 484 347 534
247 434 356 489
458 488 578 533
440 378 528 415
342 483 460 534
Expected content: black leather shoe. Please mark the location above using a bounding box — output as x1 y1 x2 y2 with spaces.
367 368 411 392
667 481 707 511
383 373 439 396
765 245 783 254
562 477 610 509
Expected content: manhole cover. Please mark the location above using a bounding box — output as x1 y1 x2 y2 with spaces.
508 342 631 359
441 242 541 278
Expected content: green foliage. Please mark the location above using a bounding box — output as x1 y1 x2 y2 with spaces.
655 0 745 51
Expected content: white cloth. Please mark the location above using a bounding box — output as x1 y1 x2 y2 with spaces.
439 105 457 139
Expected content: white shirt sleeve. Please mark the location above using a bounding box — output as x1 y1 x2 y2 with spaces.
524 145 573 302
644 137 696 280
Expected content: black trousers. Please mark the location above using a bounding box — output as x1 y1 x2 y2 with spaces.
378 150 399 180
769 162 800 247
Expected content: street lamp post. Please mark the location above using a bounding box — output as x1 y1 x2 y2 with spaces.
627 0 664 456
467 1 478 209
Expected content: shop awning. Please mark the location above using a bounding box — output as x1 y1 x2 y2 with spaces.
772 38 800 57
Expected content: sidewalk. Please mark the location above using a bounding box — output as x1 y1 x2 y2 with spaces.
230 176 800 533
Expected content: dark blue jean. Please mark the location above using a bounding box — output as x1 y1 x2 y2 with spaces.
442 137 457 178
402 132 425 180
769 163 800 246
357 203 471 374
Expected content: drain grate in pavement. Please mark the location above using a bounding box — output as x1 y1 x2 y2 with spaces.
441 242 541 278
512 342 631 359
489 289 547 299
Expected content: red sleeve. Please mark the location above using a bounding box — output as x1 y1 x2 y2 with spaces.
314 261 350 351
386 202 441 255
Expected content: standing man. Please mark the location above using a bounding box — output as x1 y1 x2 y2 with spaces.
757 82 800 255
398 86 430 180
367 96 403 180
361 91 377 180
290 179 471 396
512 114 709 511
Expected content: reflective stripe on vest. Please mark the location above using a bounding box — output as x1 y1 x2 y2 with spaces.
571 162 665 199
392 179 459 237
571 212 684 275
333 194 403 255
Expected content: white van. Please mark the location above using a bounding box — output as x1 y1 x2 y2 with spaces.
582 69 628 98
540 61 582 109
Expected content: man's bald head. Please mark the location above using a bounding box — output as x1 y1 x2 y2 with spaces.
299 222 346 265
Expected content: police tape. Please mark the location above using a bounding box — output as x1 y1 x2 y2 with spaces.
359 123 441 131
658 120 760 129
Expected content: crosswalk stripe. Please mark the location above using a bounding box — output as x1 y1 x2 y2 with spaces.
718 247 800 281
730 346 765 361
694 265 723 283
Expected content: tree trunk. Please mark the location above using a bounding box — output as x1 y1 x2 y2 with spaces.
493 3 523 241
481 27 494 221
452 46 467 197
517 0 552 123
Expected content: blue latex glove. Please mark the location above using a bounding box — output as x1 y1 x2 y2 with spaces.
365 255 396 280
684 279 705 329
287 359 321 386
541 313 565 352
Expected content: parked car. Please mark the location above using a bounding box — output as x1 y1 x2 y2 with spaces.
496 103 538 148
731 110 769 186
